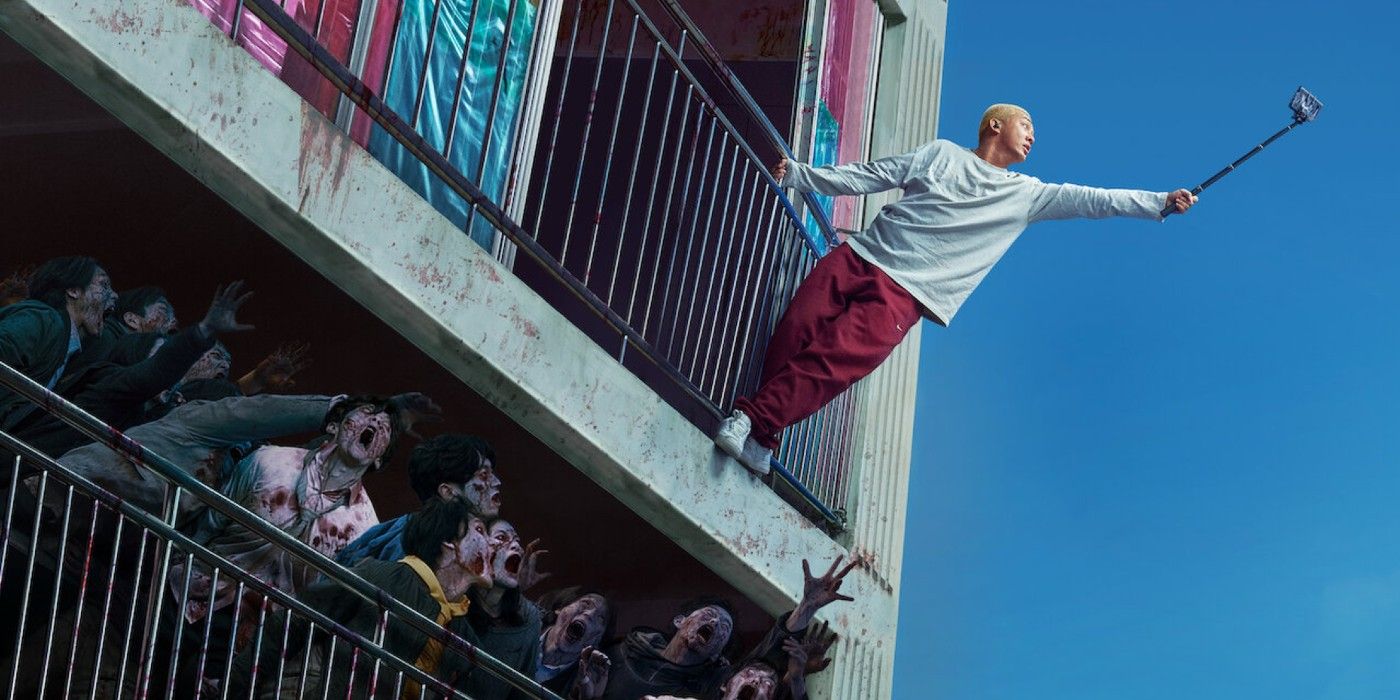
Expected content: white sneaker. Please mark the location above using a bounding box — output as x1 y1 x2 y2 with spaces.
714 410 751 459
738 437 773 476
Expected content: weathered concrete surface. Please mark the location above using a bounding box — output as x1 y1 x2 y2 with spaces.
0 0 906 666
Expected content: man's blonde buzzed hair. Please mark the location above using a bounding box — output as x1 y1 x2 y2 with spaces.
978 103 1031 139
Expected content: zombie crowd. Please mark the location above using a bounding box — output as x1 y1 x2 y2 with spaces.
0 256 853 700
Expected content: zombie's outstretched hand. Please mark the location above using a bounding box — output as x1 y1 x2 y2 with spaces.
196 281 256 338
781 622 837 699
569 646 610 700
387 392 443 439
787 556 858 632
238 342 311 395
518 538 552 592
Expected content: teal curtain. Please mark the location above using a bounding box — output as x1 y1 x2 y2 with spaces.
370 0 538 250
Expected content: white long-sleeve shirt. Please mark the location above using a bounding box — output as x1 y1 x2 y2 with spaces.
784 139 1167 325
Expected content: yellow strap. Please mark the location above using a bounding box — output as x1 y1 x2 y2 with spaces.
398 556 471 698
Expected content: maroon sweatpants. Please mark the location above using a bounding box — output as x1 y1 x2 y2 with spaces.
734 244 922 449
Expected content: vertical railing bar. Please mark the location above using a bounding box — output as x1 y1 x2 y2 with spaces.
692 166 757 392
311 0 332 41
296 616 316 699
734 225 787 399
529 0 588 238
681 143 744 378
582 15 640 284
8 471 47 699
656 117 719 353
719 199 782 404
319 636 339 700
392 670 406 699
37 484 76 698
703 175 764 398
137 485 183 699
273 604 294 700
62 498 102 700
246 596 271 694
638 96 704 336
559 0 619 266
113 529 151 700
409 0 448 129
378 0 409 99
218 580 246 700
440 0 488 158
367 608 391 694
164 550 198 700
0 457 19 592
469 0 529 190
604 41 663 306
192 567 222 700
87 512 126 700
229 0 245 39
630 77 694 328
670 132 733 363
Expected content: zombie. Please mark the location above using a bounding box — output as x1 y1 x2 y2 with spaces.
8 281 251 459
715 659 781 700
149 393 437 691
460 518 551 700
717 104 1198 473
535 587 614 694
584 597 737 699
337 433 498 566
73 285 180 368
0 256 114 433
230 498 496 699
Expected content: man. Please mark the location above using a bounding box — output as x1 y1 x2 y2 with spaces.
230 498 497 698
535 587 614 694
337 433 501 565
716 104 1198 473
73 285 179 368
0 256 115 432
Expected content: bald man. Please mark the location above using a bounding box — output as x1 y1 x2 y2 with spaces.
716 104 1197 474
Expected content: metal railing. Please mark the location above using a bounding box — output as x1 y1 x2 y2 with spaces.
204 0 856 526
0 360 560 699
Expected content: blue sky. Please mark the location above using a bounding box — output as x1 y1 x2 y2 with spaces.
893 1 1400 698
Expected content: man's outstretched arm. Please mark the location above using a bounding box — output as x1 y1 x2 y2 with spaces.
1028 181 1197 223
774 146 921 197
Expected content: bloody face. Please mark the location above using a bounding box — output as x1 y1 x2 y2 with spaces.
73 267 115 337
719 662 779 700
330 404 393 470
673 605 733 661
126 298 177 333
448 516 494 589
461 464 502 518
544 593 609 659
183 344 232 382
487 520 525 589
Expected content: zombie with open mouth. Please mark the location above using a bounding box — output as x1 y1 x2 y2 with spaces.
165 393 440 689
535 587 614 694
337 433 497 566
0 256 115 436
230 499 495 699
457 519 551 700
579 598 737 699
